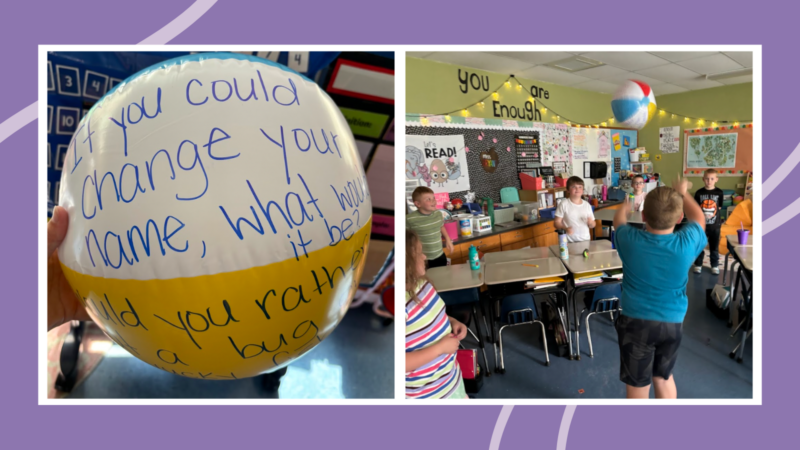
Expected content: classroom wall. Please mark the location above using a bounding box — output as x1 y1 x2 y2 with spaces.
407 56 753 194
406 57 612 125
640 83 753 193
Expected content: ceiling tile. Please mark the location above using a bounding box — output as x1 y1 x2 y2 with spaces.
648 51 717 62
601 71 667 87
724 52 754 68
717 74 754 85
517 65 592 86
580 52 671 71
636 63 702 82
423 52 534 74
652 83 689 95
407 52 434 58
571 64 629 80
483 52 575 65
570 79 620 94
670 78 724 90
678 53 744 75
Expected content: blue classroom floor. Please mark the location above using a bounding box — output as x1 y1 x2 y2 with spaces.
66 305 394 399
470 269 752 399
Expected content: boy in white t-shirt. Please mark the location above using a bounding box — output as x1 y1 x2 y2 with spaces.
554 176 596 242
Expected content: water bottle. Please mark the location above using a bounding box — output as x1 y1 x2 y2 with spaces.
469 245 480 270
558 229 569 259
610 226 616 249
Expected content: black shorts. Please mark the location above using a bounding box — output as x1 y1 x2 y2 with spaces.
426 253 448 269
615 315 683 388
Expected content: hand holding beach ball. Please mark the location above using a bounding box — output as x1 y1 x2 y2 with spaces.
56 53 372 379
611 80 657 130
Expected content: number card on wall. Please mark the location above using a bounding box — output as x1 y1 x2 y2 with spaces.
56 65 81 96
515 133 540 173
83 70 109 99
55 106 80 135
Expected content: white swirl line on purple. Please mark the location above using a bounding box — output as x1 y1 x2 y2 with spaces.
0 0 217 147
489 405 514 450
138 0 218 45
763 194 800 235
0 101 37 146
763 141 800 200
557 405 577 450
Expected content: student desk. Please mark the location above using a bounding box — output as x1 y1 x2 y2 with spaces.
729 244 753 363
558 248 623 360
484 246 553 264
548 239 614 258
723 234 752 284
425 264 491 375
594 209 645 225
484 257 569 372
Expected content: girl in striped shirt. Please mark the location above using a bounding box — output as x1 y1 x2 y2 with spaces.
405 229 468 399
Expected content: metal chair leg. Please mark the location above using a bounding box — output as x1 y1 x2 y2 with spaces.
497 326 506 374
585 312 594 358
537 320 550 366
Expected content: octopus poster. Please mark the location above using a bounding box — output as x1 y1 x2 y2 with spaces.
406 135 471 194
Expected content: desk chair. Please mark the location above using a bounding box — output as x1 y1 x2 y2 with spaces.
497 293 550 373
351 248 395 322
729 266 752 363
440 289 491 377
579 283 622 358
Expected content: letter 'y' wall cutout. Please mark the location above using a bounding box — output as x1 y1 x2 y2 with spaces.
57 53 372 379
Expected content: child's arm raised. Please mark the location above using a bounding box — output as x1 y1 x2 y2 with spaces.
406 336 460 372
674 176 706 230
613 195 630 229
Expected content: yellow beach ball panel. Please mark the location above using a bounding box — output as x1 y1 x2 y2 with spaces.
62 219 371 379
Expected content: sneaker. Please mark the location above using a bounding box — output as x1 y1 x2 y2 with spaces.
712 267 720 275
693 266 702 273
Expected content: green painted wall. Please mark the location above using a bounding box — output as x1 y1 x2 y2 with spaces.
406 57 614 125
406 56 753 193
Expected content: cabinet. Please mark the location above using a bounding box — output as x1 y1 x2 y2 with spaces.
502 238 535 251
499 227 533 247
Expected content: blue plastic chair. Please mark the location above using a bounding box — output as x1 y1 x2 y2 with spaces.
580 284 622 358
497 293 549 372
500 187 520 203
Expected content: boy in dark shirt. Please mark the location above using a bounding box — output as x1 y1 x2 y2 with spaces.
692 169 725 275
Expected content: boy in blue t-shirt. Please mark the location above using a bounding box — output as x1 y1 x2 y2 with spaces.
613 176 707 399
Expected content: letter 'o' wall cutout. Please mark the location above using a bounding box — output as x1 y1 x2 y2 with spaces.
58 53 372 379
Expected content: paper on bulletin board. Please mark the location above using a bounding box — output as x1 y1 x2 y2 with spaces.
683 126 752 176
571 127 589 160
660 126 680 153
612 132 621 150
406 134 471 193
598 129 611 158
434 192 450 208
542 123 571 173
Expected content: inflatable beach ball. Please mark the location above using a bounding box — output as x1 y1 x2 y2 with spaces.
611 80 657 130
57 53 372 379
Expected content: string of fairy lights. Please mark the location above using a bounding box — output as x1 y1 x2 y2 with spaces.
417 74 752 132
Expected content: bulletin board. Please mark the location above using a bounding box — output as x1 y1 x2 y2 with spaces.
405 117 639 202
610 129 637 186
682 125 753 177
406 125 522 203
569 128 612 192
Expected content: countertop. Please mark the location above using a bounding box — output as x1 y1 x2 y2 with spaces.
449 200 622 246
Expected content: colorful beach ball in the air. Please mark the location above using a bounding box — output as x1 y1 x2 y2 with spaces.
57 53 372 379
611 80 657 130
